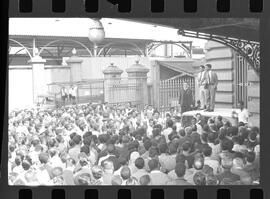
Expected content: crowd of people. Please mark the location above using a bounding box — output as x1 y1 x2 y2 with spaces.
8 102 260 186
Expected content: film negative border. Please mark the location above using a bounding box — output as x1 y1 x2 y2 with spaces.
8 0 266 17
1 0 270 199
16 0 264 14
14 187 265 199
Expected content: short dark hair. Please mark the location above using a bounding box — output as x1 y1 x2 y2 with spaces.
175 163 186 177
22 161 31 171
73 135 82 145
166 113 171 118
158 143 168 154
152 128 161 137
69 139 75 147
166 119 174 128
15 157 21 166
246 151 256 163
118 156 128 166
70 132 77 140
200 65 205 69
206 64 212 69
143 139 152 151
168 142 177 154
83 131 92 139
238 101 244 106
238 122 245 127
202 124 210 133
227 126 238 137
182 142 191 152
251 126 259 134
149 146 159 158
201 133 208 143
175 154 186 164
202 146 212 157
217 115 223 121
207 132 216 143
80 145 90 155
148 158 159 171
39 152 49 164
83 136 91 146
179 129 186 137
249 131 258 141
221 139 233 151
135 157 145 169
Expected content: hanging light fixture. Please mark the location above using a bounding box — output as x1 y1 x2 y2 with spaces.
88 19 105 56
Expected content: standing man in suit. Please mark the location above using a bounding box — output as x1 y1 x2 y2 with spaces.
179 82 194 114
205 64 218 112
197 65 206 110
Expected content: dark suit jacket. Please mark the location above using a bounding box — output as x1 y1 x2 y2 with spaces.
179 88 194 106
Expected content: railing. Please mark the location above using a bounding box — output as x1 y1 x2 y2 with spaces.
45 77 147 108
46 80 105 107
105 77 145 108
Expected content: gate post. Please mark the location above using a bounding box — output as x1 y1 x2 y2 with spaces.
126 60 149 108
151 61 160 109
28 55 46 105
103 63 123 104
66 49 83 83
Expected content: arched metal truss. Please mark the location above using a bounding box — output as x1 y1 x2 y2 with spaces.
9 39 33 59
9 48 28 65
97 42 145 57
146 41 193 58
38 39 93 57
178 30 260 74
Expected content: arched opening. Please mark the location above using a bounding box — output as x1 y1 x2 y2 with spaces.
9 39 33 64
38 39 93 57
147 42 192 58
97 42 145 57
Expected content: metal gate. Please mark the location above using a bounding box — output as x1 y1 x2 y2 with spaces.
234 54 248 107
77 79 105 104
46 79 105 107
159 74 195 111
105 78 145 110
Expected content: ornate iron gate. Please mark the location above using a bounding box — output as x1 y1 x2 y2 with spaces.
234 54 248 107
159 74 195 111
105 78 144 110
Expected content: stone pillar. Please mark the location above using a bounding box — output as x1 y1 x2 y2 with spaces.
28 55 46 105
126 60 149 107
103 63 123 104
151 61 160 109
66 54 83 83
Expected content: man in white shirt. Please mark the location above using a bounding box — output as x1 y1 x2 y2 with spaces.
236 101 249 125
197 65 206 109
205 64 218 112
202 146 221 175
162 119 173 143
69 85 78 105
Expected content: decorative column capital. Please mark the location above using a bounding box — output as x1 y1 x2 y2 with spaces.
66 56 83 64
126 60 149 78
28 55 46 64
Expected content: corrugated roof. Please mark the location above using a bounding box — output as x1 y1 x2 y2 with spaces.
157 60 196 75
